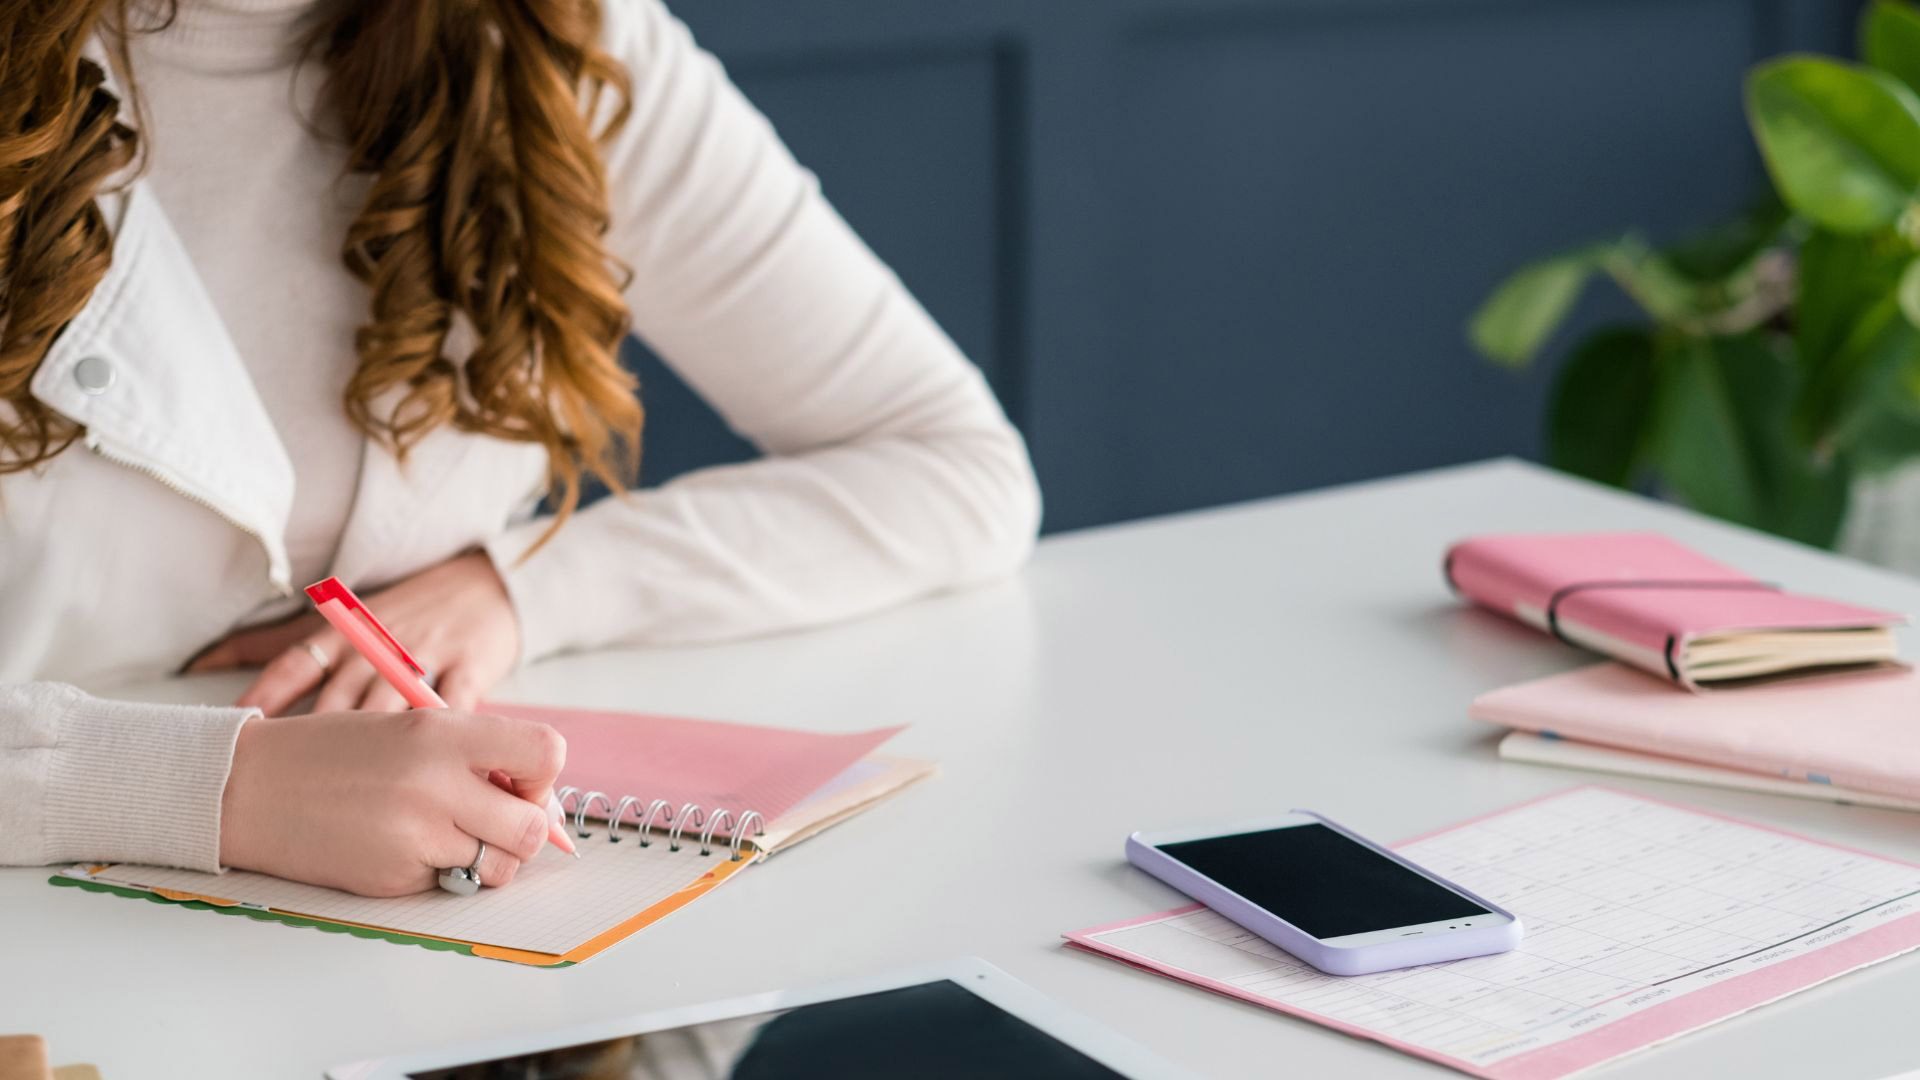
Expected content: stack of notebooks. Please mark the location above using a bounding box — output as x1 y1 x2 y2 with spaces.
1449 531 1918 811
55 704 934 966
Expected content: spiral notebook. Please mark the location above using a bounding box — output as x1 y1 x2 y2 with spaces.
54 704 935 967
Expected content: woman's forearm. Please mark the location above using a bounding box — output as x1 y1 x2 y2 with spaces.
482 0 1040 663
0 682 252 870
489 417 1039 661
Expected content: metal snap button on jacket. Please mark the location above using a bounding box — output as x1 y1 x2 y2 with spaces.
73 356 116 394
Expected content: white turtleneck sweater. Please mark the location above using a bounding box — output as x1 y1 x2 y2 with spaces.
131 6 369 590
0 0 1038 873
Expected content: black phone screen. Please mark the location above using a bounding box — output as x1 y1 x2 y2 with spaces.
1156 823 1491 939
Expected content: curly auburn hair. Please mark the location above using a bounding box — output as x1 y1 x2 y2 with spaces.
0 0 133 473
0 0 642 541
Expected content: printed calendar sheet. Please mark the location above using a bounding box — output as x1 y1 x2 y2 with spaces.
1068 788 1920 1079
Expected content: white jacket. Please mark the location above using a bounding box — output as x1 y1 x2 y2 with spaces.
0 0 1039 871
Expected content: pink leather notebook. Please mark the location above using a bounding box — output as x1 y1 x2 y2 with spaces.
1472 662 1920 801
1445 532 1903 690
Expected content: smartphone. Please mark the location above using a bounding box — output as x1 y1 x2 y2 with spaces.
1126 810 1522 975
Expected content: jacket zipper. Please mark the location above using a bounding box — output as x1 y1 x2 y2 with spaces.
87 437 294 598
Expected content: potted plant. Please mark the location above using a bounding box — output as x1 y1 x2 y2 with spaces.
1470 0 1920 554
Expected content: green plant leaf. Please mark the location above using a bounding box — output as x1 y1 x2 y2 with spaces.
1599 238 1703 324
1663 197 1794 282
1651 333 1852 546
1469 250 1599 368
1624 209 1800 337
1846 408 1920 472
1797 229 1905 369
1864 0 1920 97
1900 257 1920 327
1544 328 1658 487
1713 334 1853 546
1747 57 1920 233
1797 291 1920 452
1650 336 1763 525
1793 228 1919 447
1762 447 1853 548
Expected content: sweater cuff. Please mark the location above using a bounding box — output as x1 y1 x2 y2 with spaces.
486 514 628 664
42 695 254 872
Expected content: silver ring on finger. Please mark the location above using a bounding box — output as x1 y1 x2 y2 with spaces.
437 839 487 896
301 641 332 674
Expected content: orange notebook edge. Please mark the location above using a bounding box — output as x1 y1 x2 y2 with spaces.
55 854 757 968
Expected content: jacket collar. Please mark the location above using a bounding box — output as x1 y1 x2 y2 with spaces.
31 182 298 594
32 179 491 601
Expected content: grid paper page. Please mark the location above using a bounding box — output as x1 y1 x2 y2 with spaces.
1071 788 1920 1080
88 830 744 957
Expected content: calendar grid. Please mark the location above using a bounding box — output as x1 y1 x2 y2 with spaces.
1647 887 1920 986
1077 789 1920 1077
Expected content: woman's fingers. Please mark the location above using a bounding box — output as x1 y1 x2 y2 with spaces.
436 664 486 711
428 830 523 889
235 631 345 715
183 637 246 673
358 681 413 714
473 843 523 888
187 611 323 672
453 712 567 800
236 635 440 715
312 656 378 714
238 641 495 717
453 775 554 864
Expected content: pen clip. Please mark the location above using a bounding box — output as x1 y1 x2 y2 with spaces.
303 576 429 679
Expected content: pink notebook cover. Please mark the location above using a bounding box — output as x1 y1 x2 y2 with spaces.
1471 662 1920 801
486 702 902 826
1444 532 1901 690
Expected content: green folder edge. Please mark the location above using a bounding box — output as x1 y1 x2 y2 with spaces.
50 873 576 968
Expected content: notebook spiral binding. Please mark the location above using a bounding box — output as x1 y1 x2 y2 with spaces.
556 785 767 862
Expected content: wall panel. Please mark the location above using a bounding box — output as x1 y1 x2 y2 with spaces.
636 0 1862 530
1101 0 1765 520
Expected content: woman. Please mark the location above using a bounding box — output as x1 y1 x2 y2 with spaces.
0 0 1038 896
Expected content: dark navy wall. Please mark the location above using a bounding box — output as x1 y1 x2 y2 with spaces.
629 0 1864 532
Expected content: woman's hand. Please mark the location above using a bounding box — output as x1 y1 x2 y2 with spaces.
219 709 566 896
189 552 521 715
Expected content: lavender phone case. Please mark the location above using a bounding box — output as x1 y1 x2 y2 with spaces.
1125 811 1523 976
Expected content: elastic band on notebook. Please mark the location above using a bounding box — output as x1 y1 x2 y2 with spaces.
1543 579 1780 651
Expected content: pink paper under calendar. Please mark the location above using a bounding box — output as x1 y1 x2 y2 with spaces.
1067 788 1920 1079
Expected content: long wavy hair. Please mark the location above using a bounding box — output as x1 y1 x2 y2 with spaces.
0 0 642 541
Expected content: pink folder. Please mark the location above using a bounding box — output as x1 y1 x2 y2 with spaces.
486 701 903 826
1471 662 1920 801
1445 531 1902 690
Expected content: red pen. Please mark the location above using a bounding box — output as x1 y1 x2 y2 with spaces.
304 577 578 858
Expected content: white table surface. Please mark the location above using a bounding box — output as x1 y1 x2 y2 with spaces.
8 458 1920 1079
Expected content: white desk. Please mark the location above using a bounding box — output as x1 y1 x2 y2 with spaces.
7 459 1920 1078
